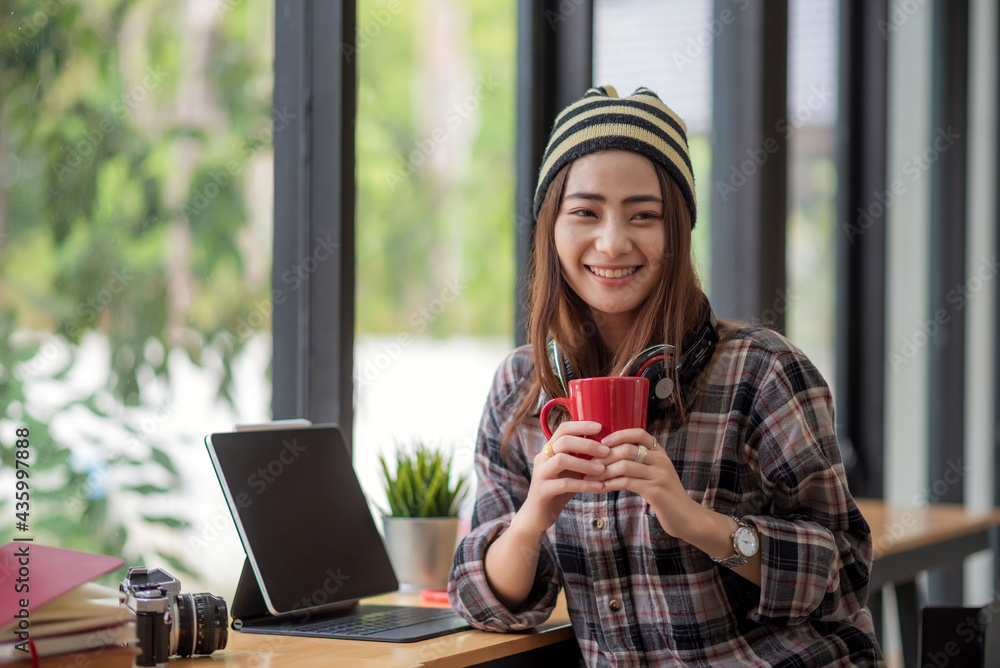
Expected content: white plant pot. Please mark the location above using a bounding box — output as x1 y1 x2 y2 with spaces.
382 516 460 590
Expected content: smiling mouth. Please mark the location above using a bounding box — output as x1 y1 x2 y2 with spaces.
588 266 639 278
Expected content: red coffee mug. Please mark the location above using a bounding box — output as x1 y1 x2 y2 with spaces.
540 377 649 458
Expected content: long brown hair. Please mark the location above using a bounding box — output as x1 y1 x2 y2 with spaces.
501 155 708 460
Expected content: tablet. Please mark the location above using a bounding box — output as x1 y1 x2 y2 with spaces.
205 425 398 616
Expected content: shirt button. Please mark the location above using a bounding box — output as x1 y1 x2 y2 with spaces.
592 517 605 530
608 599 621 612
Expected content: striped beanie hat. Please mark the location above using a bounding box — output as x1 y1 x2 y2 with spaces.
533 85 697 227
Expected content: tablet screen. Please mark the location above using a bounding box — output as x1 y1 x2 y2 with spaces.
206 425 398 615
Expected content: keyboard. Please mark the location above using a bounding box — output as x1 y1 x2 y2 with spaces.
293 606 458 637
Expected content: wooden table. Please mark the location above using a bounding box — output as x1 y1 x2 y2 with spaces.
857 499 1000 668
169 501 1000 666
171 592 576 668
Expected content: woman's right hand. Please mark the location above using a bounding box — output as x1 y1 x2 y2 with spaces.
482 422 608 611
518 421 609 537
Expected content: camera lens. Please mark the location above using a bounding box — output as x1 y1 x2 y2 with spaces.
173 593 229 657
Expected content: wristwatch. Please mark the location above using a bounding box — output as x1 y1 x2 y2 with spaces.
709 516 759 568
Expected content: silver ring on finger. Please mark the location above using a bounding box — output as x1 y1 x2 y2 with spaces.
634 444 648 465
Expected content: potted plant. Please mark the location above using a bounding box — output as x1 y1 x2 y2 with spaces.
379 443 469 590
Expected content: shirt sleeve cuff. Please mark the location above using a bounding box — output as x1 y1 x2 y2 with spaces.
745 514 840 625
448 518 561 632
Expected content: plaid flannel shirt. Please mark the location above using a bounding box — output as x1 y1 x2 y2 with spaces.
448 326 883 667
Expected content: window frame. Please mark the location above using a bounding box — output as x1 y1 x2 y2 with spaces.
272 0 357 449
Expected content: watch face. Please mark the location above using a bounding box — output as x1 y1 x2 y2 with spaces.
736 527 759 557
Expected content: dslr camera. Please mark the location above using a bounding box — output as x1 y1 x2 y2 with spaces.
120 567 228 666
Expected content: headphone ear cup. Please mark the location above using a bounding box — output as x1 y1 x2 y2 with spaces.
625 345 675 418
634 357 674 416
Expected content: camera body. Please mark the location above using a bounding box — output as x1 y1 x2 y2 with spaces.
120 567 228 667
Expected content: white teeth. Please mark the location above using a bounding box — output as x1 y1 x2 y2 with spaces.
589 266 638 278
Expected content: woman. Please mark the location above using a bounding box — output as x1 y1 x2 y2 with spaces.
448 86 883 666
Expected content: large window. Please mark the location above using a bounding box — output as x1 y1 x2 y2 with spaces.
594 0 838 386
353 0 516 518
593 0 713 286
786 0 838 386
0 0 845 604
0 0 274 596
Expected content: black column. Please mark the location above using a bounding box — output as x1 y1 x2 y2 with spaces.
514 0 593 346
927 0 969 604
272 0 357 448
709 0 788 331
835 0 888 499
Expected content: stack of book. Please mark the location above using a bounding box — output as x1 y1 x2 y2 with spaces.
0 543 138 667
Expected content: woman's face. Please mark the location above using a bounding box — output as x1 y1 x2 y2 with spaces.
554 150 666 332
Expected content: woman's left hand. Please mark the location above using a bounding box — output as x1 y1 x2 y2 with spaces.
592 429 763 585
590 428 699 537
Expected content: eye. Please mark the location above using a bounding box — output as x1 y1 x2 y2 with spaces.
570 208 598 218
632 211 662 222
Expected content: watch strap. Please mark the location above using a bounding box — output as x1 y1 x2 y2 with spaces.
709 516 754 568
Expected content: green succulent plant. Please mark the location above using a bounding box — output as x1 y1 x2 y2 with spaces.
379 444 469 518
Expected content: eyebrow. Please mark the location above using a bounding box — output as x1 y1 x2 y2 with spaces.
564 192 663 205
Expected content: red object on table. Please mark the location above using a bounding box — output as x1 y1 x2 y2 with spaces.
420 587 450 605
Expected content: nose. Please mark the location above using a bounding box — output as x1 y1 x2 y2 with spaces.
594 218 632 256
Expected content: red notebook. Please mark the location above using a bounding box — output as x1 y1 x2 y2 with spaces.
0 542 135 663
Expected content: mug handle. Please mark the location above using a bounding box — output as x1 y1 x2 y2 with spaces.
540 397 572 440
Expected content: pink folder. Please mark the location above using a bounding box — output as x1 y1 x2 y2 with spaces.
0 542 124 625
